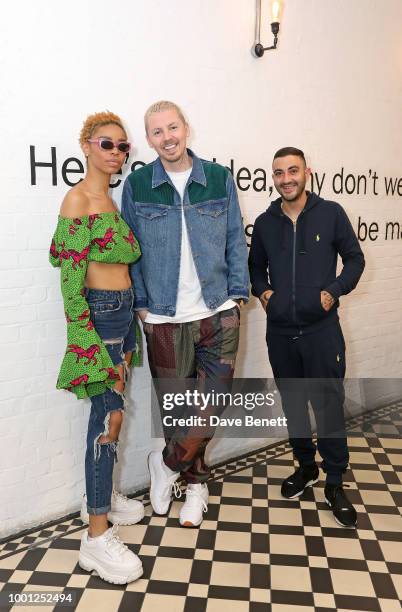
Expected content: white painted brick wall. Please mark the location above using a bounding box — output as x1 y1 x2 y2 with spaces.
1 0 401 538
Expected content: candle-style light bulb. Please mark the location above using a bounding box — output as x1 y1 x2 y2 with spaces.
271 0 281 23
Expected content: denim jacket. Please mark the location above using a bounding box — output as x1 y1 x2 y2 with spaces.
121 150 249 315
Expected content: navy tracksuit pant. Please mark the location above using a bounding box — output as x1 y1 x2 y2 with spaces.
267 322 349 485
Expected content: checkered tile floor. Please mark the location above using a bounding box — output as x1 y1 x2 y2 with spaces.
1 402 402 611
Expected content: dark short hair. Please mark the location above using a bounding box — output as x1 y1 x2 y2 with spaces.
273 147 306 164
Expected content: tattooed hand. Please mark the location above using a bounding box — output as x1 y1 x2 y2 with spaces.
321 291 335 311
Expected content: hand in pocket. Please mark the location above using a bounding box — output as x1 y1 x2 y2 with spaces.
259 290 274 312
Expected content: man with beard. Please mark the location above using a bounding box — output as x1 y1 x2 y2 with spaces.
249 147 365 527
122 101 249 528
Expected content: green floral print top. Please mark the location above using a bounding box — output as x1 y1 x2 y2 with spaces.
49 211 141 399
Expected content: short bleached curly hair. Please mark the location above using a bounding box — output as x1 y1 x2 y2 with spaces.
144 100 187 133
79 111 126 146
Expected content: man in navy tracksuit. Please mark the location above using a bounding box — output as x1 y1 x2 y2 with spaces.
249 147 365 527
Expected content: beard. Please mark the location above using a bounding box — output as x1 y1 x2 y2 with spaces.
278 181 306 202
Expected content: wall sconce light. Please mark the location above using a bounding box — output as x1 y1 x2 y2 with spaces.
253 0 282 58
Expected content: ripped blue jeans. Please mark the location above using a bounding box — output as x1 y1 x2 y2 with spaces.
84 287 136 515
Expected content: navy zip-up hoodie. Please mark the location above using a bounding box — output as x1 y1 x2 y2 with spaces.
249 192 365 335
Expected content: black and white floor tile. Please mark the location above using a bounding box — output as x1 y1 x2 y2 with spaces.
1 402 401 611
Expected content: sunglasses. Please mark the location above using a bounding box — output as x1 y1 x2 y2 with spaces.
87 137 131 153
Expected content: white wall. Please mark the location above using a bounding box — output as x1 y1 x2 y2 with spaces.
1 0 401 538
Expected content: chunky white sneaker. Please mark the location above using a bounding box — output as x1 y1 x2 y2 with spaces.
148 450 180 515
179 483 208 527
80 490 145 525
79 526 143 584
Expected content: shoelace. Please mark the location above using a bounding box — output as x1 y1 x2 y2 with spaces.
186 487 208 512
104 525 129 555
172 481 182 499
112 490 130 506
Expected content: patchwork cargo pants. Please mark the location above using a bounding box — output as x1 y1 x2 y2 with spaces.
143 306 240 483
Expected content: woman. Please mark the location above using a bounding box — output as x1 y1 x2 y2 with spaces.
49 112 143 584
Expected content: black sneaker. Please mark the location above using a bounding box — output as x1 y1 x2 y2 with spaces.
281 464 319 499
324 484 357 528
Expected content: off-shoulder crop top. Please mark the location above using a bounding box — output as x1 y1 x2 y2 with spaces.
49 211 141 399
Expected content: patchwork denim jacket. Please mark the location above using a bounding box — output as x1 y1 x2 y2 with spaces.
121 149 249 316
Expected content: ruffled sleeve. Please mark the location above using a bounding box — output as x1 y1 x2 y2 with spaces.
49 217 119 399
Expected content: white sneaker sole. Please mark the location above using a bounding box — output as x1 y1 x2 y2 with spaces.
284 477 319 499
80 505 145 526
147 452 170 515
78 553 143 584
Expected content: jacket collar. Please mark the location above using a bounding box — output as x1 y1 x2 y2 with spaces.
151 148 207 188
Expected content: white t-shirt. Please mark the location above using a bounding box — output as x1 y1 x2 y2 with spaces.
145 167 236 324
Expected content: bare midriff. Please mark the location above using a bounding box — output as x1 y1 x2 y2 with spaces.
85 262 132 290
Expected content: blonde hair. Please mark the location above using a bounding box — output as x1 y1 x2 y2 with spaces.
79 111 126 145
144 100 187 133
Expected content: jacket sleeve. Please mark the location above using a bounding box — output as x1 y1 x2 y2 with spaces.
121 179 149 310
248 217 273 298
325 205 365 299
49 218 119 399
225 172 250 301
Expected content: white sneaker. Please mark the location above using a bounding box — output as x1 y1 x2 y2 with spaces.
79 526 143 584
148 450 180 515
80 490 145 525
179 483 208 527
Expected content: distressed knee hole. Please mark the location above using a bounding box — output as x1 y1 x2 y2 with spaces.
94 409 123 460
99 413 122 440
